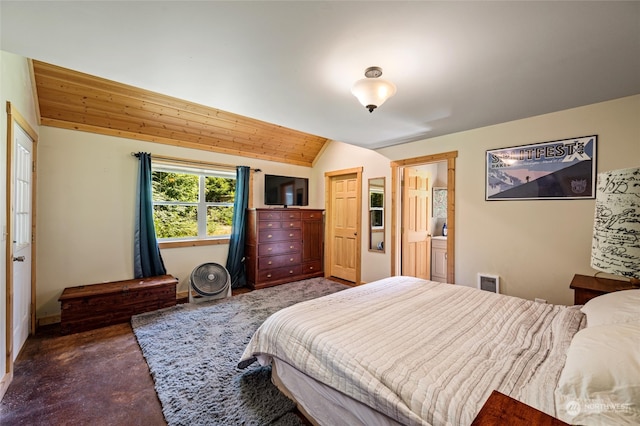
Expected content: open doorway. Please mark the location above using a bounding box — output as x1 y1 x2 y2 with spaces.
390 151 457 283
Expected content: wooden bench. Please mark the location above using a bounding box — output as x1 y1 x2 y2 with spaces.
58 275 178 334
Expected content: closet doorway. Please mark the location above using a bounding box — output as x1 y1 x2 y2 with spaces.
324 167 362 284
391 151 457 283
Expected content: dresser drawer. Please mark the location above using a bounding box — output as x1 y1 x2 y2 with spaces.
258 220 281 230
281 211 301 220
259 229 301 242
258 265 303 282
258 241 301 256
302 261 322 275
259 253 302 269
258 211 282 220
281 220 301 229
301 210 322 220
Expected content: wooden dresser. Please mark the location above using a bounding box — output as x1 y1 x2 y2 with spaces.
59 275 177 334
245 208 324 289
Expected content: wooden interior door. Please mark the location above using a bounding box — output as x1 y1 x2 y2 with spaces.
401 168 431 279
328 172 360 282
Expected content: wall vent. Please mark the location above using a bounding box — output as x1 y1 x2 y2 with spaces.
478 274 500 294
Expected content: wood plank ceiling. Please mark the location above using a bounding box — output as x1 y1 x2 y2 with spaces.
32 60 329 167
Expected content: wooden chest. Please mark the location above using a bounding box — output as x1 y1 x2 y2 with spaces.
245 208 324 289
58 275 177 334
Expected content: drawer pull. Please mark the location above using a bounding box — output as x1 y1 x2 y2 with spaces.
290 258 294 262
267 274 272 278
267 234 273 239
268 261 272 265
289 233 294 237
290 245 294 249
289 270 294 274
267 247 273 251
290 223 294 227
267 223 273 227
309 266 314 270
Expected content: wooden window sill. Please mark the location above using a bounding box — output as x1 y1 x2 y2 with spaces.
159 238 230 249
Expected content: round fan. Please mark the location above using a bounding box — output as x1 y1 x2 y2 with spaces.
190 262 231 301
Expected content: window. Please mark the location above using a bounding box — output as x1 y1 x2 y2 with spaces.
151 163 236 241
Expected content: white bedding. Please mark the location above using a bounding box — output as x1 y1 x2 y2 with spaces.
239 276 585 425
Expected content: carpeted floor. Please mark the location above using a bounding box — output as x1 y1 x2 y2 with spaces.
131 278 349 426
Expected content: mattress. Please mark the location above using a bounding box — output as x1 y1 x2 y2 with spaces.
271 357 403 426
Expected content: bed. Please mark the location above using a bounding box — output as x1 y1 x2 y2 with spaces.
238 276 640 425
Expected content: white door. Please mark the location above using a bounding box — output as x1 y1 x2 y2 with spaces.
12 123 33 360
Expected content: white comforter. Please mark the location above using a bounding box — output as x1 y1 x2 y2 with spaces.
239 276 585 425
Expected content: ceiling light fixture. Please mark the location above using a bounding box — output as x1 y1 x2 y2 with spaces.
351 66 397 113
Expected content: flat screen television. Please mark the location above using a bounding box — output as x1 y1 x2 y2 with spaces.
264 174 309 207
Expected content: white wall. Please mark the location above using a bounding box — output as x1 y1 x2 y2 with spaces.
378 95 640 305
311 140 393 284
36 127 313 318
0 51 39 393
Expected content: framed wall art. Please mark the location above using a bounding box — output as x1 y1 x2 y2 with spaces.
485 135 597 201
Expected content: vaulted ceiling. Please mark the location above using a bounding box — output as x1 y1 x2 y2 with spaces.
32 60 328 167
3 1 640 165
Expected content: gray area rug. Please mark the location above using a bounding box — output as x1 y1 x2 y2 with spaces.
131 277 349 426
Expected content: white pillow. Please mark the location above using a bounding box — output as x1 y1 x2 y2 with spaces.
555 323 640 425
580 289 640 327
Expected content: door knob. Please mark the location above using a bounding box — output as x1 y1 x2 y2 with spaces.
13 256 25 262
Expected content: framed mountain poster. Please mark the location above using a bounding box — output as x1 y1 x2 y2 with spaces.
485 135 597 201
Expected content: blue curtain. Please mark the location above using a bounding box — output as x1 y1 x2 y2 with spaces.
226 166 250 288
134 152 167 278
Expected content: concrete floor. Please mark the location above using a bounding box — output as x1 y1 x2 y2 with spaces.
0 322 166 426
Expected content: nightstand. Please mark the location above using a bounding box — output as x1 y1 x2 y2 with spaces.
569 274 636 305
471 390 568 426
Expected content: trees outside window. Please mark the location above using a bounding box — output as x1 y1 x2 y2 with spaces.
152 164 236 240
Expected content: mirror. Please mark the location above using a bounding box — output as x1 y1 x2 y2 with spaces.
368 177 385 252
432 187 447 218
432 187 447 236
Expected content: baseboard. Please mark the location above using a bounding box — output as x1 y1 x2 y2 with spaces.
176 290 189 304
0 371 13 402
327 276 357 286
38 314 61 327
